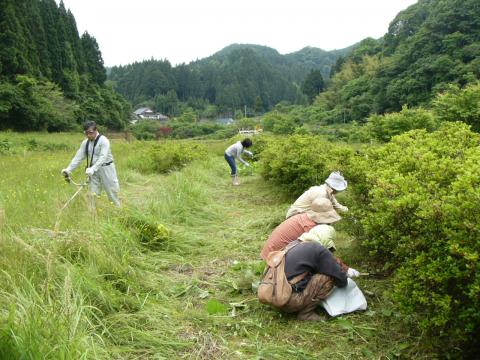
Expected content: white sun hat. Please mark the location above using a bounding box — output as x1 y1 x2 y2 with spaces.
325 171 347 191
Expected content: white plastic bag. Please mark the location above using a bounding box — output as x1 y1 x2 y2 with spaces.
320 278 367 317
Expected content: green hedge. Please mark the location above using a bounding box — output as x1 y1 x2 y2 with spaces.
259 134 356 196
352 122 480 354
258 124 480 355
365 105 440 142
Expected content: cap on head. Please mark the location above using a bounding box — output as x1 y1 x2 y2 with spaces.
325 171 347 191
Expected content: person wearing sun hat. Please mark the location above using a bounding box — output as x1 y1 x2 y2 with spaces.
286 171 348 220
260 198 341 260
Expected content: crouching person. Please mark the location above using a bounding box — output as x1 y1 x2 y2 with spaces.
260 198 341 260
258 241 350 321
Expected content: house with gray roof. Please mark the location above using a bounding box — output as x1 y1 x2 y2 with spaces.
132 107 169 123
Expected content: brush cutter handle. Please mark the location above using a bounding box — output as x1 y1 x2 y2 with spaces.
65 174 89 186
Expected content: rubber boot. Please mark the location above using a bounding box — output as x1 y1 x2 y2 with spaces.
232 174 240 186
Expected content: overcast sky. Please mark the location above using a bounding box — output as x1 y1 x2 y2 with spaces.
60 0 418 67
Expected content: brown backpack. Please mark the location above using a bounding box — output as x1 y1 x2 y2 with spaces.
258 242 307 308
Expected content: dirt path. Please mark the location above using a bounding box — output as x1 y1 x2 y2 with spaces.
115 158 400 359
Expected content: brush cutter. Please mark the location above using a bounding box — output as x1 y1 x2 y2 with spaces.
54 173 91 232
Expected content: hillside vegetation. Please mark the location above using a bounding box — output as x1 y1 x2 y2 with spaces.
304 0 480 124
0 0 131 131
108 44 351 115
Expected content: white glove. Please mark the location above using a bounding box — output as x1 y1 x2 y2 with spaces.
61 168 70 176
244 162 250 167
347 268 360 278
85 167 94 176
339 205 349 212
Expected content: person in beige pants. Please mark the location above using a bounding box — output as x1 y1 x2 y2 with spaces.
62 121 120 207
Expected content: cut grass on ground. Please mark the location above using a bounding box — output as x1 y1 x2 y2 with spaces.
0 140 429 359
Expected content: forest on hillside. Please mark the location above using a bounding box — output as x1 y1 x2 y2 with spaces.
107 44 351 117
305 0 480 124
252 0 480 141
0 0 131 131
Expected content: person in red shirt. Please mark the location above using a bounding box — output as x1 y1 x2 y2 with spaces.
260 198 341 260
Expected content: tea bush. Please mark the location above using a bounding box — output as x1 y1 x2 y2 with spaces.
127 141 207 174
262 111 297 135
259 134 356 196
352 122 480 355
170 122 223 139
259 124 480 355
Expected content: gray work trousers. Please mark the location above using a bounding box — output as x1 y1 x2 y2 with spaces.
89 163 120 207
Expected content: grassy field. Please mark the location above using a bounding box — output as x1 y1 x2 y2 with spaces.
0 133 429 359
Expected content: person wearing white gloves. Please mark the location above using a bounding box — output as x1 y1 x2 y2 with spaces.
347 268 360 277
276 241 361 321
224 138 253 186
61 121 120 207
296 223 361 279
286 171 349 219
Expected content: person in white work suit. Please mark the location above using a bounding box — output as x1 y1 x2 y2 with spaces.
224 138 253 186
286 171 348 220
61 121 120 207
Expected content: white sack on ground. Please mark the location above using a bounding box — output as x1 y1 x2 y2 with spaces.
321 278 367 317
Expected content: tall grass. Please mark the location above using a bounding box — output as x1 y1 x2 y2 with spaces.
0 133 433 358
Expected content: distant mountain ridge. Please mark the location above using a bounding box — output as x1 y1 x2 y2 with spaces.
197 43 353 81
108 43 353 111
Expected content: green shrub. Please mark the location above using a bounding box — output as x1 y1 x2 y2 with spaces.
247 134 274 161
204 126 238 140
262 111 297 135
127 141 207 174
131 120 162 140
433 81 480 132
365 105 440 142
352 122 480 355
259 134 356 196
310 123 371 143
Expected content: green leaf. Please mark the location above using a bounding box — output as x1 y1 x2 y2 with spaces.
205 299 228 315
335 318 354 330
